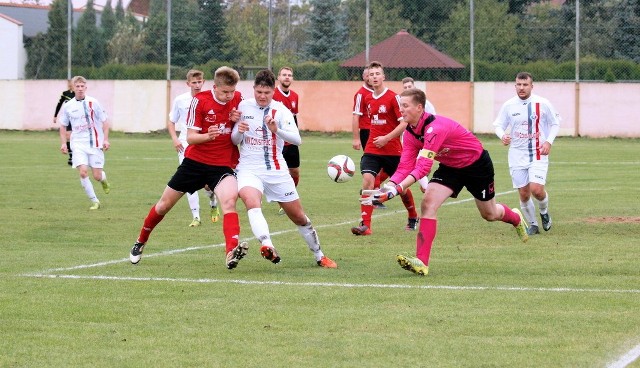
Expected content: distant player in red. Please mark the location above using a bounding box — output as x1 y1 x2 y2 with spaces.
361 88 529 276
351 61 418 236
273 66 301 187
352 67 373 151
130 66 249 270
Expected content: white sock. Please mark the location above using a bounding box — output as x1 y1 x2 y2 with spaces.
297 216 324 261
247 208 273 247
520 198 538 226
100 171 107 182
80 177 98 202
187 191 200 219
538 191 549 215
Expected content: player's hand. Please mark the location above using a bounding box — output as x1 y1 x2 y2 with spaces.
229 108 241 123
352 139 361 151
372 135 390 148
359 183 403 205
60 144 68 154
539 141 551 155
236 121 249 134
264 115 278 133
173 139 184 153
103 140 110 151
207 124 221 140
501 134 511 145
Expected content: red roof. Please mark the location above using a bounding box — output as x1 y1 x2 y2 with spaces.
341 30 464 69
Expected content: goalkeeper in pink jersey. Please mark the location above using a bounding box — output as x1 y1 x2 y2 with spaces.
360 89 529 276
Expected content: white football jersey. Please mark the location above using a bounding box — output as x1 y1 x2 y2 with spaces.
59 96 108 148
168 91 193 143
493 93 561 167
234 98 300 171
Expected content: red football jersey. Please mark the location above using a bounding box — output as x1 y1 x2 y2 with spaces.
353 85 373 130
185 90 243 167
364 88 403 156
273 86 299 115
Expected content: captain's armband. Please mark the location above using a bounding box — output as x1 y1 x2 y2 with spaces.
418 149 436 160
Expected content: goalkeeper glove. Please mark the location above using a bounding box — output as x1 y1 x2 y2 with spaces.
360 183 404 205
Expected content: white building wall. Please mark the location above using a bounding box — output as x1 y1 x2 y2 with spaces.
0 14 26 80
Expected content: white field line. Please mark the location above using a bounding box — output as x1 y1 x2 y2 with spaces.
608 343 640 368
28 191 499 275
19 189 640 366
20 273 640 295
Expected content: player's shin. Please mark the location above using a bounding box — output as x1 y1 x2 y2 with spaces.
138 205 165 244
416 218 436 265
222 212 240 253
247 208 273 247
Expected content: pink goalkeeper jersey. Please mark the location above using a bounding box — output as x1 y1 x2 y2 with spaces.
390 113 485 184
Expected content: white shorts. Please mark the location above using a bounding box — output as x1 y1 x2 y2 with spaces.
70 141 105 169
510 161 548 188
236 168 299 203
177 139 188 164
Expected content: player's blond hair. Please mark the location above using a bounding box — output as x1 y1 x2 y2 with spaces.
213 66 240 87
71 76 87 85
186 69 204 81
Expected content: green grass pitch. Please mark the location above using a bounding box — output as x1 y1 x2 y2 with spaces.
1 130 639 367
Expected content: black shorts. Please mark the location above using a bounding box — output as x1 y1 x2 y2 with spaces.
282 144 300 169
359 129 370 150
430 150 495 201
167 158 235 195
360 153 400 177
65 124 72 132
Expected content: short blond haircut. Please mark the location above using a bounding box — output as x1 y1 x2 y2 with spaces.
213 66 240 87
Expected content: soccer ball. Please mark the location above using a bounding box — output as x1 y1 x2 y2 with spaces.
327 155 356 183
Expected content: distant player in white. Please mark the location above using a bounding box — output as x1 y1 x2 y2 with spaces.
231 69 337 268
402 77 435 192
168 69 218 227
59 75 111 210
494 71 560 234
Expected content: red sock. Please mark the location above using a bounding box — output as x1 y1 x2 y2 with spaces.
223 212 240 253
374 170 389 189
359 198 373 228
499 203 520 226
137 205 164 244
416 218 437 265
400 188 418 219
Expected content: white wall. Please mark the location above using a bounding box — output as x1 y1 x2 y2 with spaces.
0 79 639 138
0 15 26 80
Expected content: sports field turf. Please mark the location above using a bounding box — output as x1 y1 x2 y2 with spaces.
1 130 639 367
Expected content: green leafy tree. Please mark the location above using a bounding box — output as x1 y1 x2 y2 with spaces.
398 0 460 40
101 0 117 42
344 0 410 57
302 0 348 62
108 21 145 64
115 0 125 23
522 2 571 61
143 0 167 63
73 0 106 67
170 0 201 66
25 0 68 78
613 0 640 62
436 0 527 63
223 0 269 66
195 0 228 62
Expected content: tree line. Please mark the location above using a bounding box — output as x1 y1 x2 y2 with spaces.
25 0 639 80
